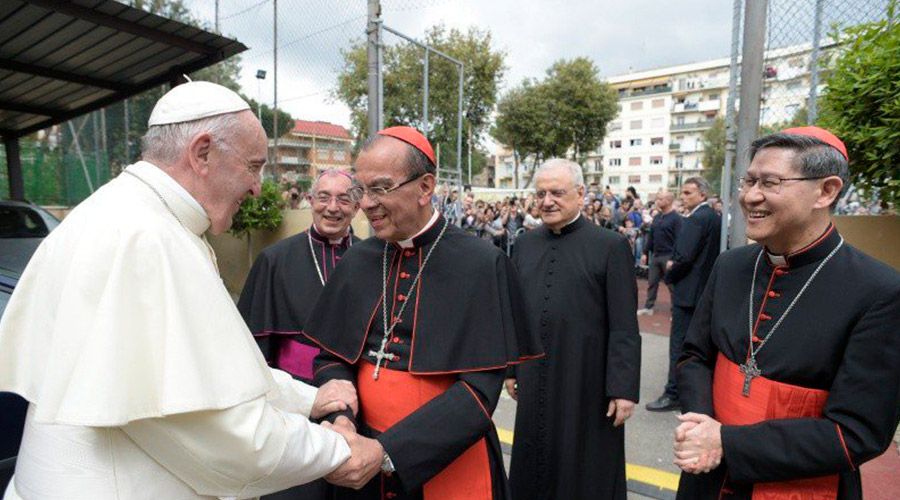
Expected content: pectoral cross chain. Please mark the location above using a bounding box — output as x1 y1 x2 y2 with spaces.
368 337 397 380
739 358 761 397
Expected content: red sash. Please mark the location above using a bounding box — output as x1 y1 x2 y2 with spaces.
357 362 493 500
713 352 838 500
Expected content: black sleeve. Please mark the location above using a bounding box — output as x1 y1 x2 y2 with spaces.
376 369 504 491
237 252 278 364
604 236 641 402
667 214 705 284
312 349 357 425
721 289 900 482
643 223 654 257
677 262 719 416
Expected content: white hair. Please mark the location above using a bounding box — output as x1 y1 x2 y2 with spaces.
536 158 584 187
312 168 361 194
140 112 244 165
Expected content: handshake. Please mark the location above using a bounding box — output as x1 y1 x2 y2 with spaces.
310 380 386 490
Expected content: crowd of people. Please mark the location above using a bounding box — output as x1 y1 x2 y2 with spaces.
0 81 897 500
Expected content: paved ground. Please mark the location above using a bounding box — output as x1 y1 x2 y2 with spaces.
492 277 899 499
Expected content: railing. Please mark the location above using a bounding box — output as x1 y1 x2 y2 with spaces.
669 143 681 151
670 119 717 131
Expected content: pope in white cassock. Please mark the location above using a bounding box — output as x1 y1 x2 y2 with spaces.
0 82 360 499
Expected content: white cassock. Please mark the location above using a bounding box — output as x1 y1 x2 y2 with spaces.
0 161 350 499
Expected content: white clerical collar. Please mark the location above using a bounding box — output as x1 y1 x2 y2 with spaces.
687 201 709 217
126 161 211 235
313 224 349 245
398 209 439 249
566 213 581 226
766 252 788 266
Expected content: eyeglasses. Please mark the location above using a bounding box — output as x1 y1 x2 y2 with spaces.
218 140 265 176
359 173 424 202
738 175 828 194
535 189 570 200
311 192 358 206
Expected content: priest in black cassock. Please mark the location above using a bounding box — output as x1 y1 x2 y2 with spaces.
507 158 641 500
238 168 361 499
674 127 900 500
303 126 543 500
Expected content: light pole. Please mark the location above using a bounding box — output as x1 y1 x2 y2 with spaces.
255 69 267 119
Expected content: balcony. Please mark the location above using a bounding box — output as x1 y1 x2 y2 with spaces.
628 85 672 97
672 102 699 113
670 119 717 132
278 156 311 166
698 100 720 112
669 143 681 151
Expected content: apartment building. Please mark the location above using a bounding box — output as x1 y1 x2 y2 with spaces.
268 120 353 184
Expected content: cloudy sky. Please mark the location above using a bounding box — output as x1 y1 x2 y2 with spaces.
184 0 736 132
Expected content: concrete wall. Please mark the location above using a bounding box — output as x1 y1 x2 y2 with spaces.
833 215 899 271
208 209 371 296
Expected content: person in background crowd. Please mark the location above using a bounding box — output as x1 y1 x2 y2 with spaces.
638 191 682 316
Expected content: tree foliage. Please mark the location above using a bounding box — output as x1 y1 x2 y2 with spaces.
492 58 618 186
333 25 506 176
818 1 900 204
230 180 285 238
701 116 725 195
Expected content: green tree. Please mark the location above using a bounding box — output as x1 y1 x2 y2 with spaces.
701 117 725 194
818 1 900 205
543 58 619 164
230 179 285 265
334 25 506 177
491 80 565 188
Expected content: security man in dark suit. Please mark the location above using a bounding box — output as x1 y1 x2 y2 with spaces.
646 176 721 412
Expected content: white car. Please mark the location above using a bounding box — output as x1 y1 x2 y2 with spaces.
0 200 60 274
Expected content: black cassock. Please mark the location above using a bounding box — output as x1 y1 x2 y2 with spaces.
509 216 641 500
677 224 900 500
304 214 543 500
238 226 356 500
239 225 357 381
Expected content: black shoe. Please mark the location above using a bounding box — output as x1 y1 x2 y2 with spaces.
646 394 680 412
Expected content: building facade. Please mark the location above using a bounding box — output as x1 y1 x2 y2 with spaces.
268 120 353 185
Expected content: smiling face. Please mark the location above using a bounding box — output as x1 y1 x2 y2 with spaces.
203 111 267 234
355 137 435 242
535 165 585 231
740 147 835 252
311 173 359 239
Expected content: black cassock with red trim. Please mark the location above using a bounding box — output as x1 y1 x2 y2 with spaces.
304 214 542 500
677 224 900 500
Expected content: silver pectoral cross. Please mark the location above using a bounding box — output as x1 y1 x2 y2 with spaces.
739 358 761 397
368 338 397 380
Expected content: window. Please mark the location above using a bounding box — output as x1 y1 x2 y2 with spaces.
676 116 685 125
628 157 641 166
608 176 620 184
593 159 602 171
628 175 642 184
630 101 643 111
650 174 663 183
675 155 684 169
652 98 665 108
630 120 642 130
609 158 622 166
651 137 663 146
630 138 642 147
333 151 346 161
708 93 720 100
609 140 622 149
652 117 665 128
317 149 330 160
650 156 663 165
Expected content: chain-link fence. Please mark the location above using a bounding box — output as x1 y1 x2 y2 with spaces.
760 0 892 127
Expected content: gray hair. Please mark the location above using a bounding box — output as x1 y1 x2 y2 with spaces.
536 158 584 188
312 168 362 197
141 112 244 165
683 176 710 197
749 132 849 209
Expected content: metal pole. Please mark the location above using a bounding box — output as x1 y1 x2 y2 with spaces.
729 0 767 249
456 66 464 190
4 137 24 200
273 0 279 178
377 20 384 130
67 121 95 193
720 0 742 253
423 48 429 133
467 124 472 185
214 0 219 32
367 0 381 135
807 0 824 124
123 97 130 163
